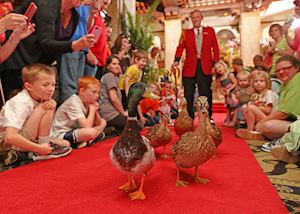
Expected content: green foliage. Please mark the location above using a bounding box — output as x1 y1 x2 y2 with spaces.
121 0 160 51
142 65 165 83
121 0 163 83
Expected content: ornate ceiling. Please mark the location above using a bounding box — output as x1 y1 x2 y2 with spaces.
137 0 275 18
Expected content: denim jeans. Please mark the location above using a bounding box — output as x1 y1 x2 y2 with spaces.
58 51 85 105
84 63 98 77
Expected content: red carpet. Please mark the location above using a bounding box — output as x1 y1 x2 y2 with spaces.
212 102 227 113
0 113 288 214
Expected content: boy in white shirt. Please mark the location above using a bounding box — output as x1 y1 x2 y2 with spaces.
0 64 71 168
51 76 107 148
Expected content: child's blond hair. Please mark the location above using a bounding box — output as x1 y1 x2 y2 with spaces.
253 70 271 90
77 76 100 94
214 60 230 78
133 49 148 61
22 64 56 84
236 71 251 81
148 82 161 95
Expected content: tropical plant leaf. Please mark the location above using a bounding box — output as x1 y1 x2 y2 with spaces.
122 0 163 83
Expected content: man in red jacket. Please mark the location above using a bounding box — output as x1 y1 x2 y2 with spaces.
172 9 219 120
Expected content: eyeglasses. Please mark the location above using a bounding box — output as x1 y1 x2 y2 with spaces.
275 65 294 73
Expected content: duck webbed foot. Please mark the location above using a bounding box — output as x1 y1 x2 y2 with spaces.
161 153 170 159
129 174 146 200
194 177 209 184
194 166 209 184
176 179 189 187
119 175 137 192
176 168 189 187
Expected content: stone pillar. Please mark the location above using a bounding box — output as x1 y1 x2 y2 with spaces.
164 19 182 71
240 11 261 67
107 0 136 45
107 0 121 44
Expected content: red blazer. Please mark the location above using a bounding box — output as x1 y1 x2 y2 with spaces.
175 27 220 77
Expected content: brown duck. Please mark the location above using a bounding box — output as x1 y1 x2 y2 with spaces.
174 97 194 137
110 82 157 200
145 114 173 159
206 112 222 149
171 96 216 187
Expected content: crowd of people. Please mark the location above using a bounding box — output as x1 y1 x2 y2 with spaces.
0 0 299 170
213 1 300 164
0 0 179 169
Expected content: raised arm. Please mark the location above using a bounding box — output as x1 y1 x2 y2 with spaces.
0 23 35 63
108 88 126 115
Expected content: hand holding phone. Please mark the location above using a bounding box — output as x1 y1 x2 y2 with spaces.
285 18 294 26
91 25 102 42
24 2 38 22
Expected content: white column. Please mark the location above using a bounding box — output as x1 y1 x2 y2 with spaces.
123 0 136 19
164 19 182 71
240 11 261 67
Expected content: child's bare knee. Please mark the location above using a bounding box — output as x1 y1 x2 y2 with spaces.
101 118 107 128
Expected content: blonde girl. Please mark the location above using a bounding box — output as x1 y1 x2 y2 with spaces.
214 61 237 125
239 71 278 132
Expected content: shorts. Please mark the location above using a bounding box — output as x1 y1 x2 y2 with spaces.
63 130 79 147
0 128 34 167
237 105 245 121
0 127 35 152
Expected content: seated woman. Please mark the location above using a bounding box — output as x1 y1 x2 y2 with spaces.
99 55 127 135
240 56 300 153
110 34 131 74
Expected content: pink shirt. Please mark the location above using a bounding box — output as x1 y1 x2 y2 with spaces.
89 13 109 67
292 26 300 56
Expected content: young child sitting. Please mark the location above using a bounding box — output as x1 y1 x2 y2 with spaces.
161 81 178 119
214 61 237 125
51 76 107 149
118 50 148 110
159 98 173 126
139 82 161 126
0 64 71 168
227 71 254 127
236 71 278 140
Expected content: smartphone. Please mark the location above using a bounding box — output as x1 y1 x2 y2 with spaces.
285 18 294 27
24 2 38 22
91 25 102 42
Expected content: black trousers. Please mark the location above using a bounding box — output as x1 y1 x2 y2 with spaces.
1 68 22 100
107 113 127 133
182 60 212 119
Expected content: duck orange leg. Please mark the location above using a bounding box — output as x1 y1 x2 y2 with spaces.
129 174 146 200
119 175 137 192
176 168 189 187
194 166 209 184
161 146 170 159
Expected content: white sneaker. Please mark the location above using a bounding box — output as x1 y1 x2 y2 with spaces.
261 139 281 152
33 143 72 161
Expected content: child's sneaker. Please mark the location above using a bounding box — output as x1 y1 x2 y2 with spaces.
237 121 247 129
33 142 72 161
103 127 116 136
1 150 31 166
88 132 106 145
260 138 281 152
